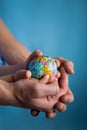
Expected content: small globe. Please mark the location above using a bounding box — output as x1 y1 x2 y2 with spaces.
28 56 58 79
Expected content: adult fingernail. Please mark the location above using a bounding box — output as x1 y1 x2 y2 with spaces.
36 49 43 55
69 66 75 74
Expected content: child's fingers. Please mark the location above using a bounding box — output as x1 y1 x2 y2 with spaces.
39 75 50 84
13 70 31 81
48 76 55 83
37 78 59 97
25 71 32 79
39 74 59 84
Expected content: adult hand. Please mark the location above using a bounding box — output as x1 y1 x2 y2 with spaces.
13 71 59 111
45 57 74 118
31 57 74 118
12 49 60 112
15 51 74 118
55 57 74 105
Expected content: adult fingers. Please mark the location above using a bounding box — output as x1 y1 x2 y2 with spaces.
13 70 31 81
46 110 56 119
56 57 74 74
59 67 68 89
31 109 57 119
31 110 40 116
54 58 61 79
63 61 74 74
55 102 67 112
27 50 43 66
56 71 61 79
60 89 74 103
54 58 60 68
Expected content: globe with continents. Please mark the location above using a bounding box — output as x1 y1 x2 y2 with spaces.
28 56 58 79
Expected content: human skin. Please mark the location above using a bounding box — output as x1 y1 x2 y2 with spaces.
13 65 74 118
44 58 74 118
0 71 60 112
0 50 61 111
0 19 30 65
0 19 74 118
0 49 74 116
12 61 74 118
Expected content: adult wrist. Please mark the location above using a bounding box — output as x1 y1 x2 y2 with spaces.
0 80 23 107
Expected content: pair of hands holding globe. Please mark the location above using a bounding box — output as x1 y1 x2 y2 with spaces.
13 50 74 118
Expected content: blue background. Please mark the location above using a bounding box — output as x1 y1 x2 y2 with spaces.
0 0 87 130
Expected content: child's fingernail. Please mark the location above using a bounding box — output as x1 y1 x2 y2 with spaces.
45 75 50 79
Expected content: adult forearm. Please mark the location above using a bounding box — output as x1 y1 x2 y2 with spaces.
0 80 19 106
0 19 30 64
